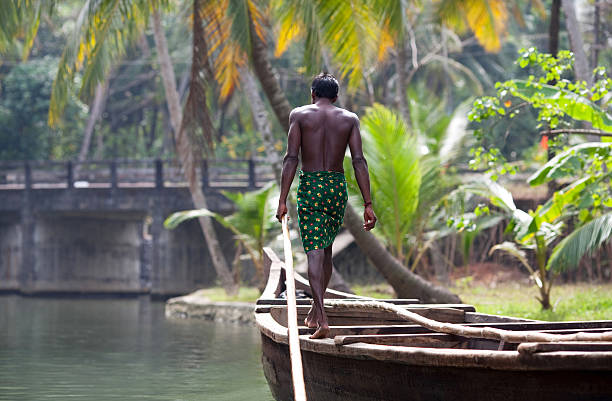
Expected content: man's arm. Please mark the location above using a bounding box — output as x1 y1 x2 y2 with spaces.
348 114 376 231
276 109 301 221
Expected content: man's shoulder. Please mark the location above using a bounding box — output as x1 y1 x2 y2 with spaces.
340 108 359 121
289 105 312 121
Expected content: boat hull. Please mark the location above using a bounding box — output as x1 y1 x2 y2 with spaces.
261 334 612 401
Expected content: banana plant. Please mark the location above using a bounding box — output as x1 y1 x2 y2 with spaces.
459 142 612 309
458 177 560 309
164 182 279 290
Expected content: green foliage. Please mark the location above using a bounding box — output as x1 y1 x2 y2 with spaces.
0 57 86 160
344 104 421 261
468 48 612 177
470 48 612 133
528 142 612 185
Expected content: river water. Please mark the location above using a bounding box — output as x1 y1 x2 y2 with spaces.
0 296 274 401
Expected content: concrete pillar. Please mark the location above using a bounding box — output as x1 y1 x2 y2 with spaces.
149 208 165 296
20 162 36 291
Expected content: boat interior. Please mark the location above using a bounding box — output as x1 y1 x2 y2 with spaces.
256 248 612 354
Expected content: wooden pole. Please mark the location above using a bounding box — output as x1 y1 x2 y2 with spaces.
281 215 307 401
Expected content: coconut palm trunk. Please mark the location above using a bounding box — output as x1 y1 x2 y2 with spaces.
561 0 592 86
248 18 292 133
78 80 110 162
247 16 459 303
240 68 282 182
152 6 238 296
395 42 410 121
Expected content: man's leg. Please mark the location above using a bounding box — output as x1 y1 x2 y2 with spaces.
305 244 333 329
307 248 330 339
323 244 333 290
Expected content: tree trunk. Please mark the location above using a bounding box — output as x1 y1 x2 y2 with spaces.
591 0 601 68
561 0 592 86
240 68 282 182
549 0 561 56
78 80 110 162
248 18 292 133
395 42 410 122
246 14 459 304
344 204 460 303
151 7 238 295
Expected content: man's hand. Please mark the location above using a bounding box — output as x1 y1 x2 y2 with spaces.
363 204 377 231
276 202 288 223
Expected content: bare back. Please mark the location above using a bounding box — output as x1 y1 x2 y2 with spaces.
291 103 358 173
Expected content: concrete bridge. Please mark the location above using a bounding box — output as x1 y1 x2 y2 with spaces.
0 159 274 297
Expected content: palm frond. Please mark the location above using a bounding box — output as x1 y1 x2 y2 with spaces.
272 0 379 91
202 0 263 100
489 241 541 287
271 0 322 73
547 213 612 272
435 0 508 52
345 104 421 259
49 0 152 125
0 0 54 59
318 0 379 90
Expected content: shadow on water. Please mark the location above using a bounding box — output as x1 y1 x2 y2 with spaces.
0 295 274 400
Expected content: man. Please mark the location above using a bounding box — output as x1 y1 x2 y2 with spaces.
275 73 377 339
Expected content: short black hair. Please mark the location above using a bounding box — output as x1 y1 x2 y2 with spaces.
311 73 339 99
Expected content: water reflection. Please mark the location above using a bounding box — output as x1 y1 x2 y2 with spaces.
0 296 273 400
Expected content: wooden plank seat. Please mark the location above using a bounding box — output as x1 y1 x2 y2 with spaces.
269 304 472 326
257 303 476 314
256 298 421 306
518 342 612 354
333 328 612 349
297 321 612 337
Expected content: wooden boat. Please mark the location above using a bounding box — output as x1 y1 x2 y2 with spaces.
256 248 612 401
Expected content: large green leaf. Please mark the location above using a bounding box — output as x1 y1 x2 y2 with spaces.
528 142 612 186
164 208 223 229
511 80 612 132
547 213 612 272
221 182 278 249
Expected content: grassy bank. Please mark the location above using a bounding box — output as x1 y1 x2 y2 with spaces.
189 283 612 321
454 282 612 321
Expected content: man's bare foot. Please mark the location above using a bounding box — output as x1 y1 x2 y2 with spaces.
309 325 330 339
304 306 318 328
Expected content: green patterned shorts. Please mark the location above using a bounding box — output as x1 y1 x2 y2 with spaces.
297 170 348 253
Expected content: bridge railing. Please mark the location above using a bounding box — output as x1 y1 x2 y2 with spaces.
0 159 275 190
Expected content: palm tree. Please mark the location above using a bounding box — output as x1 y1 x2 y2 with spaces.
47 0 238 295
